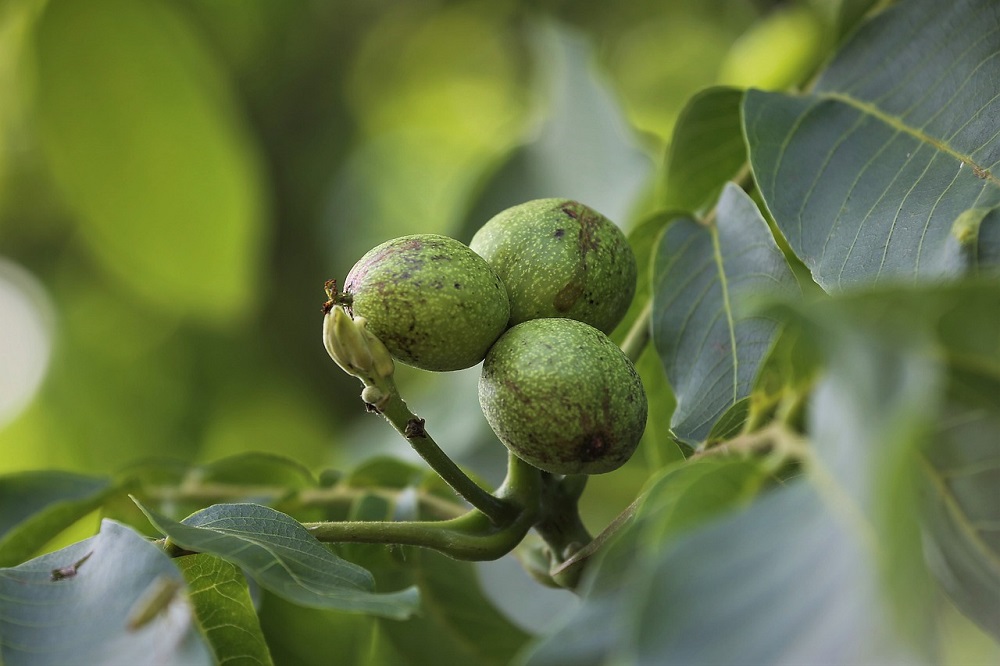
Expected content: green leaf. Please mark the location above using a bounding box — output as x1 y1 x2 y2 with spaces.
0 471 117 566
523 458 772 666
652 183 799 443
134 500 420 620
922 400 1000 642
625 482 925 665
659 87 746 212
34 0 265 321
378 550 531 666
0 519 212 665
743 0 1000 291
835 0 882 39
176 553 274 666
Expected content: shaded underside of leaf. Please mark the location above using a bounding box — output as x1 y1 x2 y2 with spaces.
0 519 211 666
652 183 799 443
744 0 1000 290
135 500 420 620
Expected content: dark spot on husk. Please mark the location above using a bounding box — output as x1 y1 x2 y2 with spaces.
554 228 565 238
577 433 610 462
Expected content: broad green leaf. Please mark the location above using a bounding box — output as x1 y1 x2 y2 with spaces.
622 482 925 666
0 519 212 665
194 452 315 489
378 550 531 666
256 594 377 666
834 0 882 40
659 87 746 212
135 500 419 620
34 0 265 321
0 471 117 566
523 458 772 666
176 553 273 666
744 0 1000 291
922 401 1000 642
652 183 799 444
768 279 1000 639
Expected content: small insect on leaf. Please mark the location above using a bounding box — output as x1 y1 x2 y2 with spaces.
126 575 185 631
50 551 93 581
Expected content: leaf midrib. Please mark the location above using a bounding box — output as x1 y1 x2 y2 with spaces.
822 91 1000 187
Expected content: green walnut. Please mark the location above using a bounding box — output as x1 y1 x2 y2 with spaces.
469 199 637 333
479 318 647 475
343 234 510 372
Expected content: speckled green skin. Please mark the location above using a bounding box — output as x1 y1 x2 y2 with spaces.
469 199 637 333
344 235 510 372
479 318 647 475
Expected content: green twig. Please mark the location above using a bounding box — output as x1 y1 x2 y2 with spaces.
375 377 518 525
305 452 542 561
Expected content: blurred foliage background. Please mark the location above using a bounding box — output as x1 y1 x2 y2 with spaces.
0 0 846 649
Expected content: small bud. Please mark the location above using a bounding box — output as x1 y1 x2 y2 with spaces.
356 318 395 380
333 307 375 375
324 305 371 377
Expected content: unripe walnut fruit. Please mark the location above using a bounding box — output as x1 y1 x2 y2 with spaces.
344 234 510 372
469 199 637 333
479 318 647 475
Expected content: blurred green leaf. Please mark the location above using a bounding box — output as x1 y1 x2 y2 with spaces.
34 0 265 321
378 550 530 666
194 452 315 491
0 519 212 665
743 0 1000 291
176 553 274 666
718 5 828 90
652 184 799 444
659 86 746 212
347 457 426 492
922 400 1000 642
257 593 377 666
135 500 420 619
0 471 117 566
524 457 772 666
833 0 882 39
